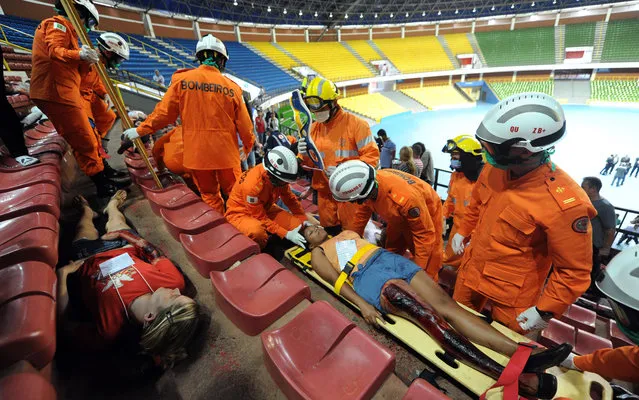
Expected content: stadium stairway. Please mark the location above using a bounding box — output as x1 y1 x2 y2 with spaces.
381 91 427 113
437 36 460 69
341 41 378 75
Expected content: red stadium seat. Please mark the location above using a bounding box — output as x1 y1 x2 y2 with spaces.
403 379 451 400
0 213 59 267
143 184 200 215
0 262 57 369
42 121 55 130
24 136 67 149
539 319 576 349
34 124 57 135
261 301 395 400
0 165 60 192
27 142 66 157
180 223 260 277
210 254 311 336
135 172 181 191
607 320 633 348
23 129 58 141
124 156 157 170
0 371 57 400
574 330 612 356
0 183 60 221
160 201 225 239
560 304 597 333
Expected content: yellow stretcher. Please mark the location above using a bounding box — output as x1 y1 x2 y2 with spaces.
285 246 612 399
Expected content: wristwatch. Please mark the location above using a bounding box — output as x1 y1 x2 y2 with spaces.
536 307 553 320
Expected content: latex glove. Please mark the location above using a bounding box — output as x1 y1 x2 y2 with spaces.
79 45 99 64
516 307 550 332
103 94 112 108
298 137 308 155
326 166 336 177
285 225 307 247
15 155 39 166
559 353 580 370
451 233 466 255
122 127 140 142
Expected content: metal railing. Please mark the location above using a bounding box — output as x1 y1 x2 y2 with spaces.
109 69 167 96
0 24 34 53
124 34 195 69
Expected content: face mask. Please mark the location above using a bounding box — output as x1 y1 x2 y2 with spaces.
450 159 462 170
314 110 330 123
483 149 509 170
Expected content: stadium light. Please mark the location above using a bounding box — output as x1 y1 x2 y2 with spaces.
390 12 394 17
438 10 441 15
455 9 459 14
511 3 515 8
283 8 287 14
422 11 426 16
531 1 535 6
472 7 476 12
405 12 409 17
329 12 333 17
491 5 495 10
267 5 271 12
314 11 318 17
360 13 363 18
299 9 302 15
553 0 557 3
233 0 237 5
345 13 348 18
374 13 378 18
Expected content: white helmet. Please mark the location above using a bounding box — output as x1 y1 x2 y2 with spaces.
98 32 129 60
596 245 639 344
329 160 377 202
263 146 298 183
476 92 566 162
74 0 100 29
196 34 228 61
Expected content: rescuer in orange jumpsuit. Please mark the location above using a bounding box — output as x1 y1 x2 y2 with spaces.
123 34 254 213
450 93 596 334
226 146 313 249
30 0 121 197
441 135 484 268
298 77 379 235
329 161 443 279
560 245 639 384
80 32 130 183
152 125 185 176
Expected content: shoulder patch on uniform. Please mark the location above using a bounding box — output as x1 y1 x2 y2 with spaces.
388 191 407 206
546 176 582 211
246 196 259 204
408 207 421 218
53 22 67 32
572 216 589 233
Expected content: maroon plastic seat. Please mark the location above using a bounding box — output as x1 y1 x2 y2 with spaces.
42 120 55 129
23 129 58 141
0 213 59 268
539 319 576 349
160 201 225 239
144 184 200 215
0 183 60 221
0 262 57 369
560 304 597 333
24 136 67 149
180 223 260 277
0 371 57 400
261 301 395 400
574 330 612 356
27 142 66 157
136 172 181 191
607 320 633 348
403 379 451 400
34 124 57 135
124 156 156 170
0 165 60 193
210 254 311 336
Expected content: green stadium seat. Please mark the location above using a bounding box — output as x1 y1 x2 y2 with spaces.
476 27 555 67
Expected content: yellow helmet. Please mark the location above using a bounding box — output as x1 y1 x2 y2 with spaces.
442 134 482 156
304 77 339 111
300 76 309 94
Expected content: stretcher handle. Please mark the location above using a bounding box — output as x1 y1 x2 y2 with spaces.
59 0 162 189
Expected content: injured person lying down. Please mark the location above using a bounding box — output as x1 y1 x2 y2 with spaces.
56 190 200 368
302 225 572 399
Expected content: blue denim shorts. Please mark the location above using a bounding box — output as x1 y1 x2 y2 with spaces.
70 229 137 260
351 249 421 311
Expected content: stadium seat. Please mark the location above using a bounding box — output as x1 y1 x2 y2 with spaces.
210 254 311 336
23 136 67 149
23 128 58 141
0 165 60 192
560 305 597 333
539 319 576 349
403 378 451 400
0 262 57 369
180 223 260 277
0 361 57 400
160 201 225 239
27 142 66 157
261 300 396 400
35 122 57 134
0 183 60 221
574 330 612 356
143 184 201 216
124 156 157 170
135 172 181 191
0 213 59 267
607 320 633 348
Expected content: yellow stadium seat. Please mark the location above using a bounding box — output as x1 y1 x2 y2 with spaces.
347 40 382 62
444 33 474 56
248 42 299 70
338 93 406 122
278 42 373 82
373 37 453 74
401 86 474 109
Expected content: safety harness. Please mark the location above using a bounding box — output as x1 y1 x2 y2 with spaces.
333 243 378 296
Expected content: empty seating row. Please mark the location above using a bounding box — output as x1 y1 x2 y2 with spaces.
539 318 612 356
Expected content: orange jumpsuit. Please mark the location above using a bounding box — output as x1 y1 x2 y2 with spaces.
453 164 597 333
351 169 443 279
30 16 103 176
442 172 475 268
80 65 116 139
137 65 254 213
152 126 185 176
225 164 306 248
303 108 379 230
574 345 639 382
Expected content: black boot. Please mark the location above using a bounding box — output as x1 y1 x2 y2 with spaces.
523 343 573 373
103 160 130 180
90 171 119 198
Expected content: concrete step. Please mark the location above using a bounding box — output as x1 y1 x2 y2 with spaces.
341 42 378 75
381 91 427 113
366 41 401 73
466 33 487 67
437 35 460 69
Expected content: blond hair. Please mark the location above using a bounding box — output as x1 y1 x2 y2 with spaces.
399 146 417 175
139 301 199 367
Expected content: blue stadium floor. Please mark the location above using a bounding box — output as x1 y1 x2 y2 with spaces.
372 103 639 211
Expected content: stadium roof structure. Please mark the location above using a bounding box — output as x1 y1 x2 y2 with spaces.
117 0 629 26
